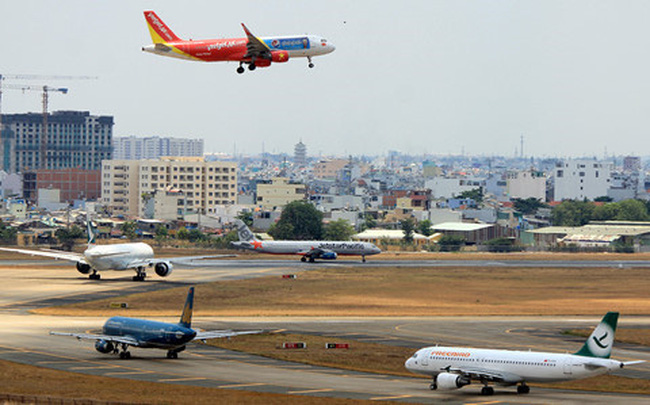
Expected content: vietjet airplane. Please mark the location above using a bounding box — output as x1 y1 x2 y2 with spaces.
0 220 232 281
142 10 335 73
51 287 260 359
405 312 644 396
230 219 381 262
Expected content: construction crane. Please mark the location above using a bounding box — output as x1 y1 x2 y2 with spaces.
0 74 96 169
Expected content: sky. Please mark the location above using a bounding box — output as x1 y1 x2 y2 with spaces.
2 1 650 158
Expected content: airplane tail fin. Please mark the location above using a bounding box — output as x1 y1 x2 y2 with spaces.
234 219 257 242
143 10 181 44
179 287 194 328
574 312 618 358
86 214 96 246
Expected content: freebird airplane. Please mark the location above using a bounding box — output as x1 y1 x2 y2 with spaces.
51 287 260 359
0 220 232 281
405 312 644 396
142 10 335 73
230 219 381 262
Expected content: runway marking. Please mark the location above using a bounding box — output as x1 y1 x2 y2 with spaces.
287 388 334 394
158 377 207 382
104 371 153 376
464 401 502 405
69 365 119 370
272 328 287 333
218 382 266 388
369 394 412 401
36 360 79 364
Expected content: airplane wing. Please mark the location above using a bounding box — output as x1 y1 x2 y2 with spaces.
194 329 262 341
50 332 141 347
0 247 85 263
241 23 271 59
123 255 237 270
444 366 521 384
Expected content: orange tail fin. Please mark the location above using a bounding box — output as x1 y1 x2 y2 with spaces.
144 10 181 43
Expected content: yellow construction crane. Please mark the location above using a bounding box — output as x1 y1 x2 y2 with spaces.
0 74 96 169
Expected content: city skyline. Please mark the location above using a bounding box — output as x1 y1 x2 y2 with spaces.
2 1 650 157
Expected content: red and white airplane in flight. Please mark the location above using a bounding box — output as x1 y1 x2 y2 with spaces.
142 11 335 73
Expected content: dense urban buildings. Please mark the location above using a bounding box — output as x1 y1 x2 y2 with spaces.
0 111 113 172
113 136 204 160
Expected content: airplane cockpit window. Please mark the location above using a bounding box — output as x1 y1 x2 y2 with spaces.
321 39 327 43
411 353 418 359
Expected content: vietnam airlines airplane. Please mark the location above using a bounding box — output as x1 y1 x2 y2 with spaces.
142 10 335 73
51 287 260 359
230 220 381 262
0 220 232 281
405 312 644 396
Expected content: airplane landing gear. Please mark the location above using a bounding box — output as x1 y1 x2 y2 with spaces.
89 270 100 280
517 383 530 394
480 386 494 396
237 63 245 74
307 56 314 68
118 343 131 359
133 267 147 282
308 256 315 263
429 382 437 390
362 255 366 263
166 350 179 359
301 256 307 262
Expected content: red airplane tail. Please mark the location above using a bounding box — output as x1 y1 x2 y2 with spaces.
144 10 181 43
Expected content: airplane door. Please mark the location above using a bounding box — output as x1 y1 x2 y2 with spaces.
563 359 573 375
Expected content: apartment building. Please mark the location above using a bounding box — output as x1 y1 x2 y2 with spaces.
255 177 306 209
1 111 113 172
113 136 204 160
506 169 546 201
102 157 237 217
553 159 612 201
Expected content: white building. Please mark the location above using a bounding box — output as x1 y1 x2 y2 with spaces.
113 136 204 160
102 157 237 217
553 159 612 201
0 171 23 198
506 169 546 201
425 177 485 199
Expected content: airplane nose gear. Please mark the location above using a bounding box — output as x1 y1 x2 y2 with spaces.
307 56 314 68
89 270 101 280
517 383 530 394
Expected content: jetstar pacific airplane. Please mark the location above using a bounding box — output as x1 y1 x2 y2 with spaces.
405 312 644 396
230 220 381 262
142 10 335 73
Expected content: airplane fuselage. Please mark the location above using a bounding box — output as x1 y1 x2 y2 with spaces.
231 240 381 257
142 35 334 62
103 316 196 350
405 346 623 384
84 243 154 271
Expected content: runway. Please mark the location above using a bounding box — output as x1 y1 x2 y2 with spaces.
1 259 649 403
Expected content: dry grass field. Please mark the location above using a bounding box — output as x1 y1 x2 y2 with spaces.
567 328 650 346
36 265 650 317
0 359 374 405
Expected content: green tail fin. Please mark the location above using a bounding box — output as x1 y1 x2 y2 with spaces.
574 312 618 358
178 287 194 328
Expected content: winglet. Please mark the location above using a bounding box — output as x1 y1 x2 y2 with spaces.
144 10 181 44
241 23 254 38
178 287 194 328
574 312 619 358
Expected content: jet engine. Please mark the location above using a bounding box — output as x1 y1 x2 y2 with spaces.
270 50 290 63
154 262 173 277
95 339 114 354
320 251 337 260
435 373 471 390
76 262 92 275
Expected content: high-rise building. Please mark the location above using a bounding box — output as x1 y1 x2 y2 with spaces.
0 111 113 172
113 136 204 160
294 140 307 166
101 157 237 217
